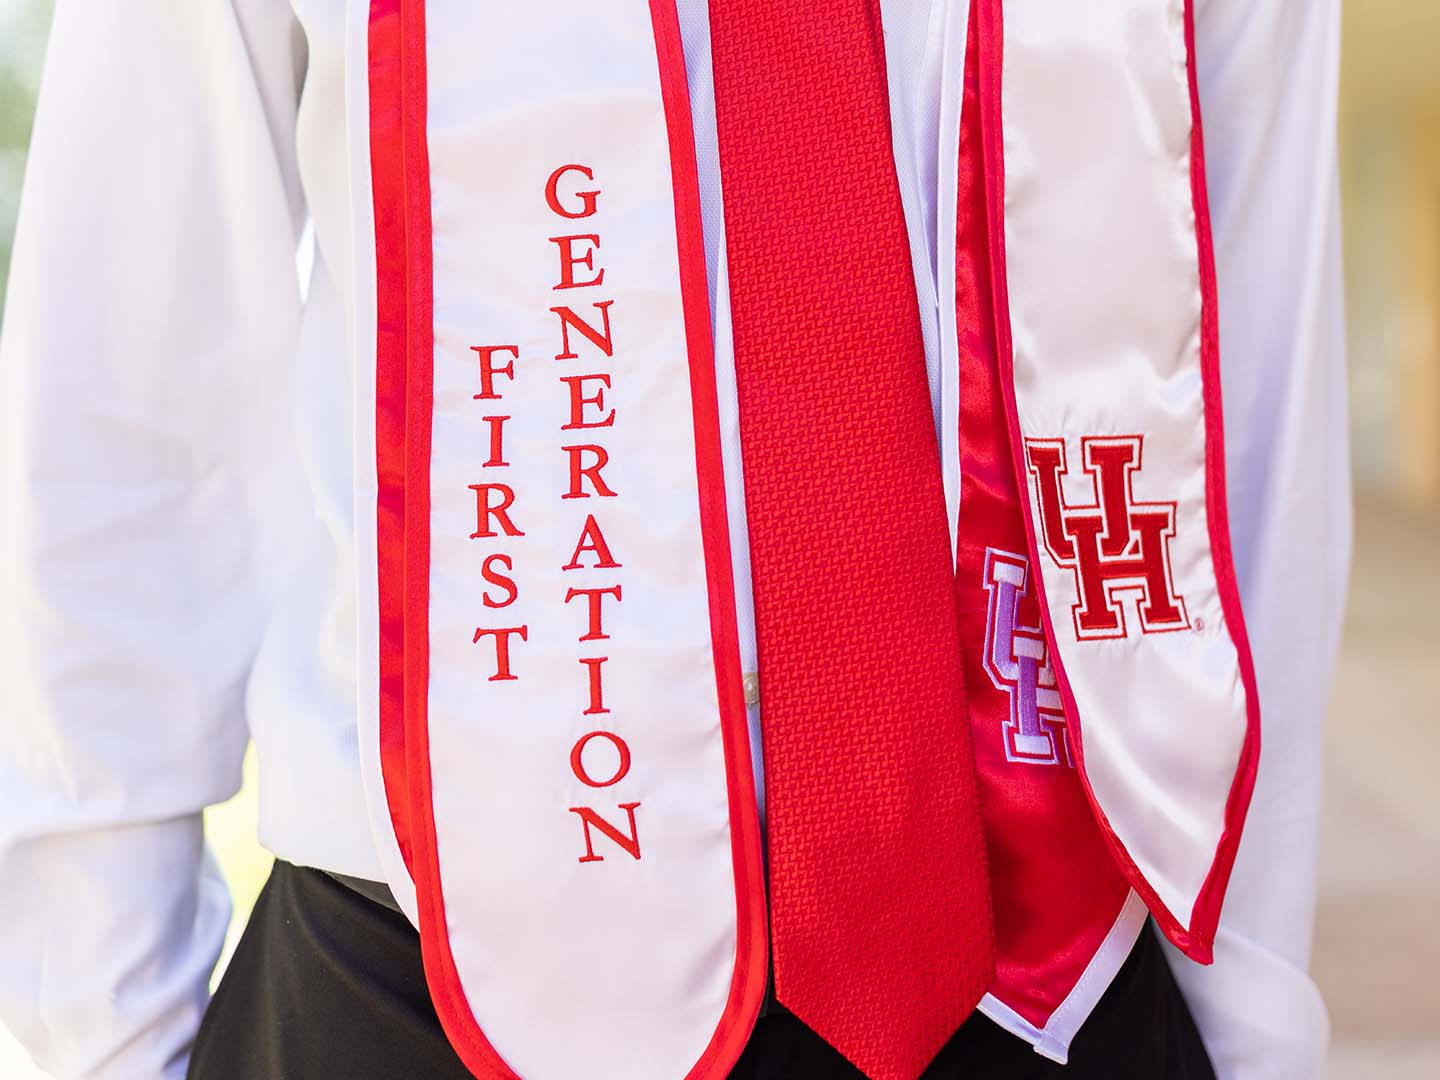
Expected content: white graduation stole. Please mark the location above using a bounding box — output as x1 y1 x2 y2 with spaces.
345 1 1260 1076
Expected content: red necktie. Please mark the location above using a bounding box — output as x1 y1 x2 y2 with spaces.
709 3 996 1078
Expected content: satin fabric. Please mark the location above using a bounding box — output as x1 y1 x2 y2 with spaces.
363 1 1259 1075
950 2 1141 1057
984 0 1259 957
366 2 765 1077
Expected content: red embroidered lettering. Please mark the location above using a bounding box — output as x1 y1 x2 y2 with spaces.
561 444 617 499
549 235 604 290
570 730 631 788
470 345 518 401
578 655 610 715
563 515 621 571
564 585 622 641
551 301 615 360
472 625 528 681
545 163 600 220
480 553 518 609
568 802 642 863
559 373 615 430
468 483 525 538
482 415 510 468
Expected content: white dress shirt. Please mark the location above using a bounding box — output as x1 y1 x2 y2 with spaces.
0 1 1348 1078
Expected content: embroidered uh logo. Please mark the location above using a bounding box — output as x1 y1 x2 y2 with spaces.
1025 436 1189 641
982 548 1072 767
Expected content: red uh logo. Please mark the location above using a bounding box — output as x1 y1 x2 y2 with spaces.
1024 436 1189 641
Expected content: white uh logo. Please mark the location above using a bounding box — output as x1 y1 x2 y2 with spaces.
981 548 1073 768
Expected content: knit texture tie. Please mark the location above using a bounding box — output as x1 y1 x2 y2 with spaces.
708 3 997 1078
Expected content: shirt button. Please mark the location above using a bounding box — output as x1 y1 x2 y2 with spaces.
742 671 760 706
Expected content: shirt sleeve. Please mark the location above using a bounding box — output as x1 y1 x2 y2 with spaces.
1169 1 1350 1076
0 3 308 1076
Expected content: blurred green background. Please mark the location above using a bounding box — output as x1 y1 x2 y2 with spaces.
0 1 48 303
1 2 1437 1077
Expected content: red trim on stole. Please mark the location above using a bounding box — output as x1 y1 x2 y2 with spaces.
368 0 413 872
972 0 1260 962
1180 0 1262 951
952 1 1133 1030
368 2 767 1075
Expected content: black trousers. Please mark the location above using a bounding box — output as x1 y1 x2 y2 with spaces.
189 861 1214 1079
